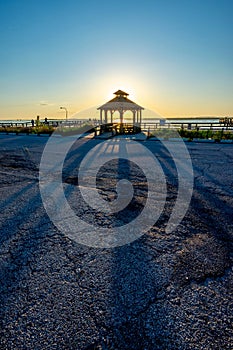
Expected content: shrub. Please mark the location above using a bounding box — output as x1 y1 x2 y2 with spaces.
33 125 55 134
56 123 95 136
0 125 55 135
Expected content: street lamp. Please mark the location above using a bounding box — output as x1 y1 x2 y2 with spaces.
60 106 68 120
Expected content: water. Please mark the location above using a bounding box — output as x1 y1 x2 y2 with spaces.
0 119 64 125
166 119 219 124
141 118 220 124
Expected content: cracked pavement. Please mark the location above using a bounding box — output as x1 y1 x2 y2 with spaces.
0 134 232 349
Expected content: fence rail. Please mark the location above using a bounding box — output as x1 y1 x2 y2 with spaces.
141 121 233 131
0 119 233 132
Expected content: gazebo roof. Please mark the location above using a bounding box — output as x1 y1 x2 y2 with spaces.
114 89 129 96
98 90 144 111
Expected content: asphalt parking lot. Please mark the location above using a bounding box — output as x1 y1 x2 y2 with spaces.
0 134 232 349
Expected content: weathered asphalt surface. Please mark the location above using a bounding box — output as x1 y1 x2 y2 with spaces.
0 134 232 350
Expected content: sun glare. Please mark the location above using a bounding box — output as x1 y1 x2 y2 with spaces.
97 72 144 104
105 85 137 102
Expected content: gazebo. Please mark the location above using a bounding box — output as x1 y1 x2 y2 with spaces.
97 90 144 125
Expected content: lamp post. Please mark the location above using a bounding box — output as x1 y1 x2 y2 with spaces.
60 106 68 120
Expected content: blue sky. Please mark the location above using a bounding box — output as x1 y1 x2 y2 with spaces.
0 0 232 119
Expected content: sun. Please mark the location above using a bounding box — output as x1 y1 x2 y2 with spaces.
97 72 142 103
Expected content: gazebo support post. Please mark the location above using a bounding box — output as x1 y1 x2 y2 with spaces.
100 109 103 124
119 109 124 133
120 109 123 125
133 110 136 125
104 110 108 124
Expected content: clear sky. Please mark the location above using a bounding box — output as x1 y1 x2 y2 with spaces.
0 0 233 119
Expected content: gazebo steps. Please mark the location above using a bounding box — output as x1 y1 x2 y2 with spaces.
95 132 113 139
